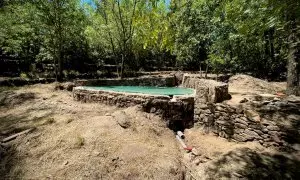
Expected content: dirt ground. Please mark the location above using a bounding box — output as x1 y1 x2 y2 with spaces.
228 74 286 95
0 77 299 179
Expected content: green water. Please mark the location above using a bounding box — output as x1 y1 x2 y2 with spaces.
81 86 194 96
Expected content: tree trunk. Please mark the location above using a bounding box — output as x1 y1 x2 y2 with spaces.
205 63 208 78
120 54 125 79
57 52 63 81
286 19 300 96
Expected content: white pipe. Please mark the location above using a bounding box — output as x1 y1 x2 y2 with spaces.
177 131 185 139
176 135 187 149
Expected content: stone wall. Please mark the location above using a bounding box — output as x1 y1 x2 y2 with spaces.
73 87 194 131
183 75 300 149
195 99 300 149
74 75 176 87
182 76 230 103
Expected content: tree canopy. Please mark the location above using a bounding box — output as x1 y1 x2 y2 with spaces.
0 0 299 94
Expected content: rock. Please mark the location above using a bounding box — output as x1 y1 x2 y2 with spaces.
234 118 248 125
259 105 279 112
253 129 264 136
233 172 243 178
191 148 200 156
215 120 230 126
262 134 269 138
202 109 211 114
266 125 280 131
239 98 249 103
64 82 76 91
235 123 247 129
214 112 221 118
198 104 209 109
261 119 275 126
271 134 281 143
199 114 205 120
268 131 280 136
150 107 156 113
292 144 300 151
113 111 131 129
234 128 244 134
262 101 271 105
236 105 244 114
243 129 262 140
54 83 64 90
233 134 248 142
183 153 193 162
250 101 263 108
215 106 225 112
286 95 300 103
259 94 278 101
263 142 279 147
287 114 300 120
244 110 261 122
193 158 201 166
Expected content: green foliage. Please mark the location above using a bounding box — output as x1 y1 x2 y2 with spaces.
170 0 298 77
0 0 299 81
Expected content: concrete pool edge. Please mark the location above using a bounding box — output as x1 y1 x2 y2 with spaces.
73 86 196 99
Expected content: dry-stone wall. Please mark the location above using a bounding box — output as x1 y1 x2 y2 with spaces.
183 74 300 149
182 76 229 103
73 87 194 131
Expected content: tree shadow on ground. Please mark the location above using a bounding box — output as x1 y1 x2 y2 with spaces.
0 143 23 180
206 147 300 179
0 93 54 179
0 91 35 107
0 111 54 179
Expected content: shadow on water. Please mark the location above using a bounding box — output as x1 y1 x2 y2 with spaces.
206 147 300 179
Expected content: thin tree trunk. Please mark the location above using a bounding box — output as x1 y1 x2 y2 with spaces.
120 54 125 79
199 62 202 77
205 63 208 78
286 19 300 96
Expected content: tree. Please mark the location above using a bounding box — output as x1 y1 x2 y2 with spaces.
34 0 87 81
0 1 43 68
274 0 300 95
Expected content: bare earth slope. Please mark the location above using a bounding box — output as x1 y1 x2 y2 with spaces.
0 84 183 179
0 82 299 179
229 74 286 94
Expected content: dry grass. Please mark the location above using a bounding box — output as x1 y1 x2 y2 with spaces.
0 84 184 179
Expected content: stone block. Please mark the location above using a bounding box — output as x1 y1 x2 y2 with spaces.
234 118 248 125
